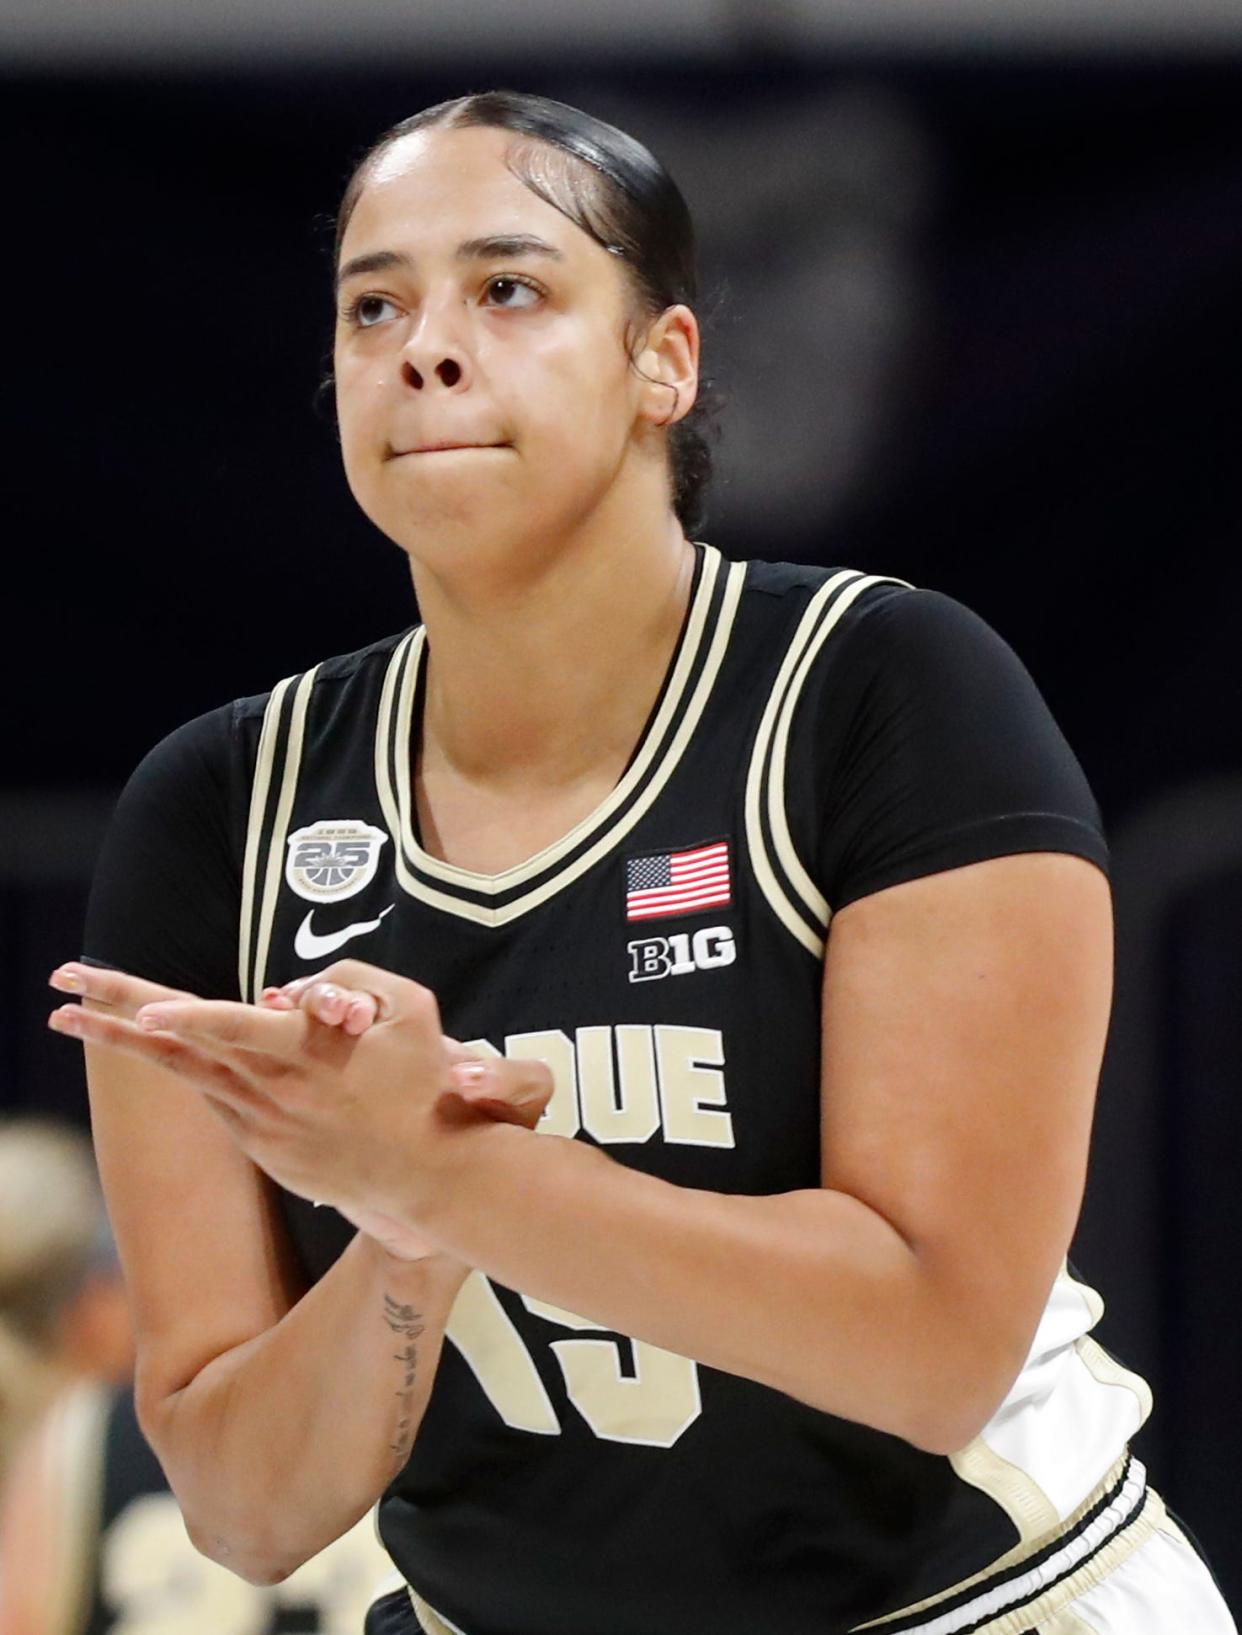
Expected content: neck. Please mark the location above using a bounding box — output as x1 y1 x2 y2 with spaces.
410 507 697 791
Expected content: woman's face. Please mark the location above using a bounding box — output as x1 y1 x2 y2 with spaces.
334 124 664 575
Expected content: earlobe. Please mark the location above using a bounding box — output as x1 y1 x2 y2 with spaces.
634 343 680 428
656 384 681 428
633 307 697 428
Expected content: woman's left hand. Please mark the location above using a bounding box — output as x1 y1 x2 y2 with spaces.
48 959 550 1235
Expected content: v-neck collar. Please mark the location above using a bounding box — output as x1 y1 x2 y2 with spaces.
371 541 745 927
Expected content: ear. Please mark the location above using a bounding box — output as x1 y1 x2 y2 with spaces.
634 304 700 429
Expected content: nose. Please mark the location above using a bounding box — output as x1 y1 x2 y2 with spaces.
402 356 463 390
400 294 471 393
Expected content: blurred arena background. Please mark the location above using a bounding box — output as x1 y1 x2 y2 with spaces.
3 0 1240 1618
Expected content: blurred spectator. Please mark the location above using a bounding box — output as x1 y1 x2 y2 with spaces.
0 1120 131 1485
0 1119 391 1634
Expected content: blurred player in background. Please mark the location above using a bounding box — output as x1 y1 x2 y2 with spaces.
0 1118 393 1635
47 91 1237 1635
0 1121 131 1487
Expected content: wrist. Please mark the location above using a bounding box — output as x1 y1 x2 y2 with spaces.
413 1116 535 1247
360 1231 468 1291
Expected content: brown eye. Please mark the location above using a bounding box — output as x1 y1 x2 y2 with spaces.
484 276 541 309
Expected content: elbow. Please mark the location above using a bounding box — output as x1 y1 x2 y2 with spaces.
902 1384 996 1457
180 1510 317 1589
905 1348 1027 1458
182 1516 308 1586
906 1408 987 1459
895 1309 1030 1457
136 1381 312 1588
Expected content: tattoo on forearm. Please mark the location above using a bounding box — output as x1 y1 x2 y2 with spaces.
384 1294 426 1465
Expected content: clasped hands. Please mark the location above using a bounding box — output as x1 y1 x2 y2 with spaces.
47 960 554 1263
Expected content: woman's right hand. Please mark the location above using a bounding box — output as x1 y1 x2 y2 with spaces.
258 975 553 1261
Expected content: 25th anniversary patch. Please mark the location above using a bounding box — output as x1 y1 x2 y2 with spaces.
285 819 389 903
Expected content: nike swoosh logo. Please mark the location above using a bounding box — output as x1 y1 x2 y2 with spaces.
294 904 395 962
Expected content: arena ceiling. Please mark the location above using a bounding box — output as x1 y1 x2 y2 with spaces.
4 0 1241 66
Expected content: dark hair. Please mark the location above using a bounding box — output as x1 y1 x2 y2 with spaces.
334 90 720 536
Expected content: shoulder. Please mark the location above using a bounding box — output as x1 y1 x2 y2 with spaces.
732 555 1107 944
311 626 416 685
83 629 415 995
817 578 1034 680
739 551 987 652
734 552 1042 724
130 626 417 793
733 555 1009 739
232 625 417 736
735 552 917 658
107 621 417 868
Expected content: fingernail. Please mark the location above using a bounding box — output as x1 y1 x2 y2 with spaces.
452 1061 488 1086
137 1007 168 1031
48 1006 82 1033
50 967 82 991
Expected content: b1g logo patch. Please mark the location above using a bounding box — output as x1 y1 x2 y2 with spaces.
285 820 389 903
628 925 737 984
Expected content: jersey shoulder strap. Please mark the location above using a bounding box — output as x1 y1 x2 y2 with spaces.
741 564 913 959
236 629 414 1002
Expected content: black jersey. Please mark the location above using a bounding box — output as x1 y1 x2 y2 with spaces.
84 546 1163 1635
36 1380 392 1634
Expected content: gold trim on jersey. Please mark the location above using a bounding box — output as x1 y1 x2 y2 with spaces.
769 573 913 921
386 543 722 894
848 1451 1163 1635
238 666 319 1001
237 672 293 1003
937 1260 1152 1553
408 1585 471 1635
744 570 913 957
950 1438 1062 1547
253 667 318 998
371 550 746 927
1059 1259 1153 1427
1075 1334 1155 1426
1063 1260 1106 1325
397 1463 1165 1635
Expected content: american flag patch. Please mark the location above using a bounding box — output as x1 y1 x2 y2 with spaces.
625 841 731 922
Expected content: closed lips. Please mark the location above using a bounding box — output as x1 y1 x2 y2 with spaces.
403 441 509 454
383 439 512 460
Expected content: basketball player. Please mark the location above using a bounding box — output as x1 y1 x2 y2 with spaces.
46 92 1237 1634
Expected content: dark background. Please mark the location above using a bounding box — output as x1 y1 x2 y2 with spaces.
4 44 1240 1614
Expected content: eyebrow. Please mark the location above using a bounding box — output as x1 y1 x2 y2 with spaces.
336 234 566 290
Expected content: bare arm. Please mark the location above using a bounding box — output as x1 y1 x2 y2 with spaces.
69 850 1111 1465
405 852 1113 1455
83 1030 466 1585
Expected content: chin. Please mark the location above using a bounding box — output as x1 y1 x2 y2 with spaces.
378 501 526 566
